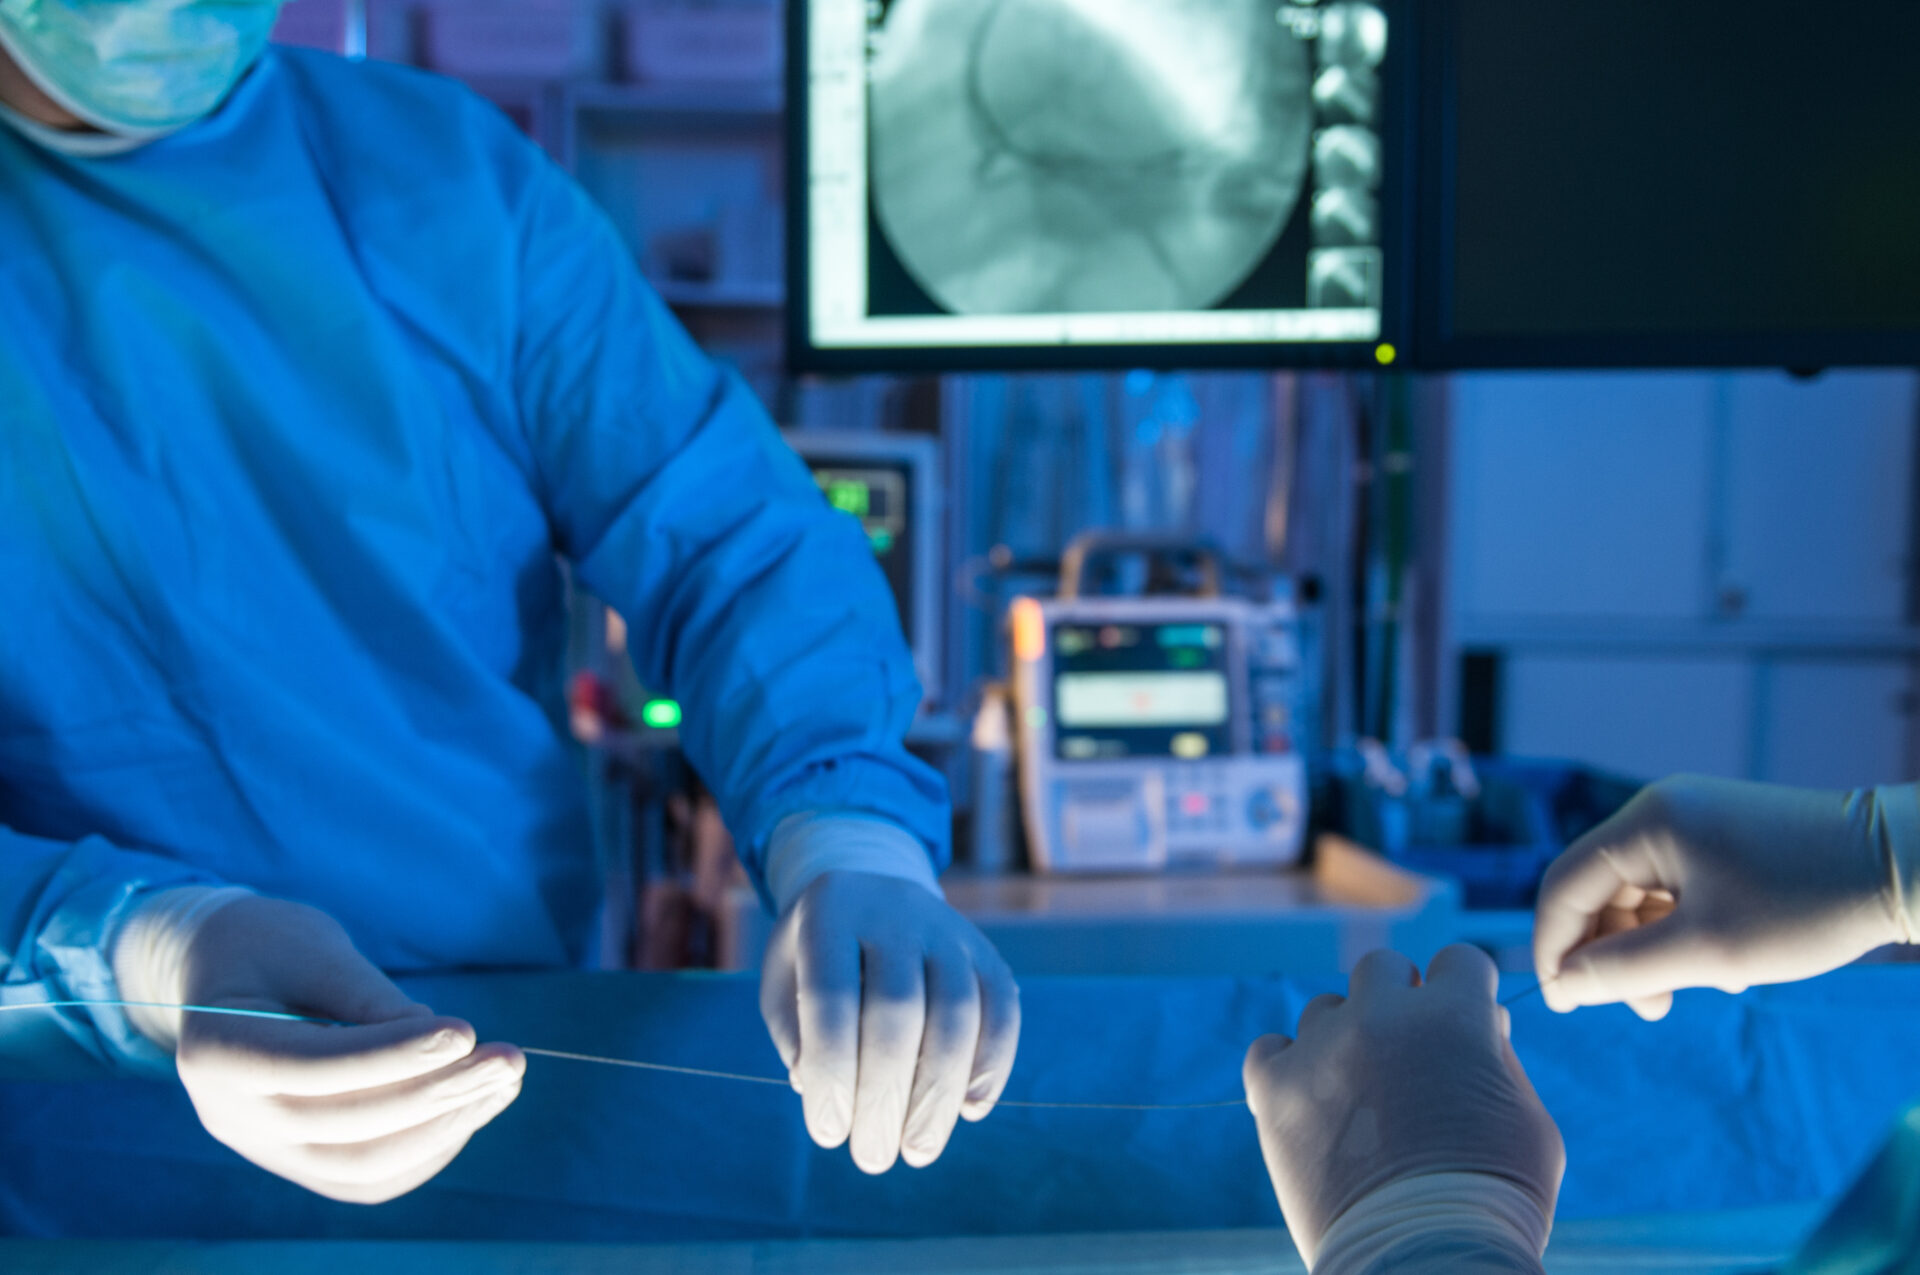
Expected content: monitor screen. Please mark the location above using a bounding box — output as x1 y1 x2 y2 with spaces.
808 459 917 645
794 0 1398 369
1435 0 1920 363
1052 622 1232 761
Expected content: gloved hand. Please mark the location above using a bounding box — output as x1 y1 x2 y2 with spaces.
1533 776 1915 1022
760 870 1020 1174
117 890 524 1204
1243 947 1564 1270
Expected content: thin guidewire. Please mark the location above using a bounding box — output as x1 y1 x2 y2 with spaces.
518 1045 792 1087
0 1000 1248 1113
998 1097 1246 1112
523 1046 1247 1111
1500 976 1554 1009
0 999 341 1025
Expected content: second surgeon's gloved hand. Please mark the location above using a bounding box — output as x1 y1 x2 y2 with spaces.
1244 947 1564 1274
759 817 1020 1174
1533 776 1919 1021
114 888 524 1204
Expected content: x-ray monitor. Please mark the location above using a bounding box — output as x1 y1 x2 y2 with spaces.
790 0 1406 371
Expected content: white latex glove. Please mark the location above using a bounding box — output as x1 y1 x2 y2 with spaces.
115 889 524 1204
1243 947 1564 1271
760 869 1020 1174
1533 776 1917 1022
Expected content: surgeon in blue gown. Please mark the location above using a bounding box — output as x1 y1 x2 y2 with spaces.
0 0 1019 1204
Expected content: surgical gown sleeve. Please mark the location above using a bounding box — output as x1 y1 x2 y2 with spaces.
0 828 216 1070
509 160 947 903
1310 1175 1549 1275
1877 784 1920 938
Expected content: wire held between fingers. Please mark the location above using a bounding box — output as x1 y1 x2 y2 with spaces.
1499 976 1557 1009
3 1000 1252 1112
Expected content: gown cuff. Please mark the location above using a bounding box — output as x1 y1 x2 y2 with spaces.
764 813 943 915
111 885 257 1054
1868 784 1920 945
1310 1173 1550 1275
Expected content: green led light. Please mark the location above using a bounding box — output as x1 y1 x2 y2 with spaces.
642 699 682 730
825 479 871 518
869 528 894 554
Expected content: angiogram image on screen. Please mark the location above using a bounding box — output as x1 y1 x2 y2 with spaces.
872 0 1318 317
803 0 1388 353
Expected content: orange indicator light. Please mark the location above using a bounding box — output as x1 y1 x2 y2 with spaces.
1011 597 1046 663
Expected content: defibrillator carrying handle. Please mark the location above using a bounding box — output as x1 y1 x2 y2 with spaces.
1057 531 1227 600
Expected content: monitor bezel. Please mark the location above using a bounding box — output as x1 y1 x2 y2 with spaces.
785 0 1417 375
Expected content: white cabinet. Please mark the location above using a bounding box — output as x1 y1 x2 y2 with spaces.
1501 654 1919 787
1449 370 1920 786
1503 654 1752 780
1451 373 1718 623
1721 372 1918 625
1760 659 1916 789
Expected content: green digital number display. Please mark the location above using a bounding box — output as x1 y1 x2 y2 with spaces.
824 478 871 519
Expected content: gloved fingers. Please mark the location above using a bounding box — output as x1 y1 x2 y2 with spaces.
1593 909 1678 1025
1627 991 1675 1022
298 1139 473 1206
1243 1032 1293 1072
1637 888 1679 926
1597 886 1676 941
758 918 802 1081
1296 992 1346 1037
1499 1038 1569 1195
278 1085 519 1205
259 1043 525 1145
961 946 1020 1122
794 913 861 1149
1598 902 1641 938
849 942 926 1175
1542 915 1714 1013
240 921 431 1028
1425 943 1500 1004
901 951 980 1168
180 1012 479 1097
1534 827 1673 984
1348 949 1421 1000
1241 1032 1293 1117
268 1075 522 1190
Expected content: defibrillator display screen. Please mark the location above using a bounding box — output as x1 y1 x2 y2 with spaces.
1052 622 1231 761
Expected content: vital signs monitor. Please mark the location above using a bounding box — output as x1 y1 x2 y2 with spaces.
784 430 943 703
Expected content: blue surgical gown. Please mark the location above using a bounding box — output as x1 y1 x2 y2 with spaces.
0 47 945 1066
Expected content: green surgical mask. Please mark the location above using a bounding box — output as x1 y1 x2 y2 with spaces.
0 0 285 140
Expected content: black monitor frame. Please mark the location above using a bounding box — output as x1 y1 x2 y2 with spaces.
785 0 1417 375
1410 0 1920 372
